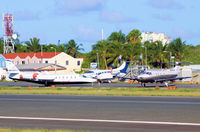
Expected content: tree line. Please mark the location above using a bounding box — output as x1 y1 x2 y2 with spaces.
0 29 199 69
0 37 83 58
82 29 200 69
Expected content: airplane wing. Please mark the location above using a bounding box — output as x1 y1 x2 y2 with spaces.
155 75 198 82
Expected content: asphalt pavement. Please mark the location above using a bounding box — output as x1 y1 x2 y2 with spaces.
0 81 200 88
0 94 200 132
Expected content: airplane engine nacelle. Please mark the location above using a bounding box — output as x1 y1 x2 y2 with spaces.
97 73 113 80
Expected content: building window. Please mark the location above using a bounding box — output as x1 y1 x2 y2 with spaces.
28 59 29 64
77 61 80 66
17 61 19 65
22 61 25 64
66 60 69 65
45 61 48 63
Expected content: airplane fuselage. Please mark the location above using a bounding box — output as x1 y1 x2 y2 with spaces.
135 70 178 83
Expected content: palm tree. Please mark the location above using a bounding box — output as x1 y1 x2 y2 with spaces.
123 41 142 62
92 40 109 69
126 29 142 44
25 37 40 52
167 38 186 62
106 31 126 67
15 43 28 53
108 30 126 44
147 41 167 68
0 38 4 54
65 40 84 58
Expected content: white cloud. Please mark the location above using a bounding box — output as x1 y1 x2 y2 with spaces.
171 28 197 39
153 13 173 21
76 25 101 42
148 0 184 9
14 10 40 21
55 0 105 15
100 10 137 23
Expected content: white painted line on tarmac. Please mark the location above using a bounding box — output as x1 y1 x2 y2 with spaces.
0 116 200 126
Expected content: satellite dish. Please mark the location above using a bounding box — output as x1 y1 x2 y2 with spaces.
12 34 17 39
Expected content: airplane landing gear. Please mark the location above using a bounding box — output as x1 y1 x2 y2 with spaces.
164 82 169 87
141 83 146 87
45 81 48 86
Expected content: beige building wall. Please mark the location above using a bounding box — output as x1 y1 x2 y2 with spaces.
43 52 83 73
5 52 83 74
141 32 170 45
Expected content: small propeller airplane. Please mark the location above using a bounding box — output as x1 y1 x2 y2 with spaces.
120 63 197 87
83 61 129 83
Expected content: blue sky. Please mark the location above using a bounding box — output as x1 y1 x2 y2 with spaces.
0 0 199 52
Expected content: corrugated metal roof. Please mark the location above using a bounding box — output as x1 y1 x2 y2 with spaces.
2 52 62 59
16 63 66 71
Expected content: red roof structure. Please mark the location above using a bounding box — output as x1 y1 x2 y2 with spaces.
2 52 62 59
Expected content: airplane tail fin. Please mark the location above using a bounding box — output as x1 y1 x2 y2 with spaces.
5 60 20 74
115 61 129 73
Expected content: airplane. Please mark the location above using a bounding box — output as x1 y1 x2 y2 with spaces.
5 60 96 86
83 61 129 83
120 65 196 87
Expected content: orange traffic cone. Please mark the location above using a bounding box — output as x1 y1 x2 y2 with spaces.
134 80 137 84
98 82 101 87
128 79 131 84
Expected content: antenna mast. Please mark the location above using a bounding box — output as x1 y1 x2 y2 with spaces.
3 13 15 54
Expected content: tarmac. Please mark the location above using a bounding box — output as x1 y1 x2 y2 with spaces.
0 94 200 132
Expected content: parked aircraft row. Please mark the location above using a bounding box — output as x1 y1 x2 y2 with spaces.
5 59 129 86
2 55 196 87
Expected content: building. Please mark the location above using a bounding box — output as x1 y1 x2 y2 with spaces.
141 32 171 45
2 52 83 73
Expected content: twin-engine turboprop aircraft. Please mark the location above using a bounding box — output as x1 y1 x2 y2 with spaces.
5 60 96 86
122 66 196 87
83 62 129 83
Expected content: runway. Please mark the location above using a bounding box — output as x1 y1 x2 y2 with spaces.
1 81 200 88
0 94 200 131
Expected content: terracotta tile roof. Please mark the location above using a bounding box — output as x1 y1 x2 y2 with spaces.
2 52 62 59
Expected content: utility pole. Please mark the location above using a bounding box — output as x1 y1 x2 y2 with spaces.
97 53 99 69
51 47 56 73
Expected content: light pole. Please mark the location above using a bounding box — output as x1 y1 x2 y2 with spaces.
51 47 56 73
164 51 172 68
142 46 147 66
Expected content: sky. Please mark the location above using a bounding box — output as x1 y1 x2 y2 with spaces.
0 0 199 52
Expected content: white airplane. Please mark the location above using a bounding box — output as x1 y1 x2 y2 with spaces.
5 60 96 86
83 62 129 83
122 66 196 87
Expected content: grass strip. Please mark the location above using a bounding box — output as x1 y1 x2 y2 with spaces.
0 128 90 132
0 87 200 97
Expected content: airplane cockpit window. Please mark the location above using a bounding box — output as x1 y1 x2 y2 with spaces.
142 72 152 75
86 71 94 73
146 72 152 75
82 75 87 78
